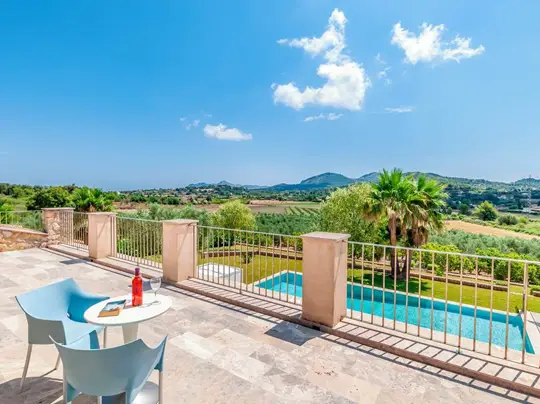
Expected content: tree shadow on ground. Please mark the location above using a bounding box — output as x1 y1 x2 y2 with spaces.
351 271 431 294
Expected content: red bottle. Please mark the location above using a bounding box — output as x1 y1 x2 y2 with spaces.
132 267 143 307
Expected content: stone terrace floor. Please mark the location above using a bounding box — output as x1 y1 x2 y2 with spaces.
0 248 538 404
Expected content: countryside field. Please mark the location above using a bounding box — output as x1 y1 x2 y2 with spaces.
445 220 540 240
115 200 321 215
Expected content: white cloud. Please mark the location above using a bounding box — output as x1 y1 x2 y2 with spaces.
377 67 392 86
278 9 347 63
304 113 343 122
203 124 252 141
184 119 201 131
385 106 415 113
375 53 386 65
273 9 370 111
391 22 484 65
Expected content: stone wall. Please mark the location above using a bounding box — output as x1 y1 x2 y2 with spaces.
0 226 48 252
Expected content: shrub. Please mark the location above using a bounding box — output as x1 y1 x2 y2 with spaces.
498 214 520 226
241 252 254 264
458 203 471 216
474 201 498 221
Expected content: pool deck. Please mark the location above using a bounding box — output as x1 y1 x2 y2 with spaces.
35 244 540 400
524 311 540 356
3 248 536 403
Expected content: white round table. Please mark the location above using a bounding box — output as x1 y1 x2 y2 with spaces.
84 293 172 345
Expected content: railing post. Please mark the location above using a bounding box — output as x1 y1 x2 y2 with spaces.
300 231 350 327
42 207 74 246
162 219 198 284
88 212 116 260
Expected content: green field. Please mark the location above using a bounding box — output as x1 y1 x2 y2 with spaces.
285 205 320 215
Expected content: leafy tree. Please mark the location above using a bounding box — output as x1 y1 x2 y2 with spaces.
458 203 471 215
129 193 147 203
319 183 383 243
0 199 13 225
133 203 211 226
72 187 114 212
26 187 72 210
0 199 12 212
474 201 498 221
213 200 255 230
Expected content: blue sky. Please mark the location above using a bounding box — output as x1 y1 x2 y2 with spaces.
1 1 539 190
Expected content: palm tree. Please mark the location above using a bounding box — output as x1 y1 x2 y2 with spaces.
407 175 447 248
369 169 416 278
72 187 114 212
368 170 447 279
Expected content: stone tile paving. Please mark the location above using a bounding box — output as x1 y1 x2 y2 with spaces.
0 248 537 403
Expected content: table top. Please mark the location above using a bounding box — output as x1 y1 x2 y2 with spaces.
84 293 172 327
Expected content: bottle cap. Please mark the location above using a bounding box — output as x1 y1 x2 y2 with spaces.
135 267 140 276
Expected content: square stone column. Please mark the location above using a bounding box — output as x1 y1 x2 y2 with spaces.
42 208 74 246
162 219 198 283
300 232 350 327
88 212 116 260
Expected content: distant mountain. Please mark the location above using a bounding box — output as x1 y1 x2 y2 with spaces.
300 172 355 186
188 182 210 188
188 172 540 193
356 172 379 182
216 180 238 187
514 178 540 186
188 181 264 190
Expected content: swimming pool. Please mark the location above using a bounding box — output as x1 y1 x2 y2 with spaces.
255 272 534 353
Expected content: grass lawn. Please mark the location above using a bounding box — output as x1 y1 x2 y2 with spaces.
348 270 539 313
199 253 303 285
197 251 540 313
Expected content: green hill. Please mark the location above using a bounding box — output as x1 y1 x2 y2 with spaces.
300 172 354 186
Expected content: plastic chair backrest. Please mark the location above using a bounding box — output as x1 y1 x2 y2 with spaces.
16 278 76 320
53 337 166 403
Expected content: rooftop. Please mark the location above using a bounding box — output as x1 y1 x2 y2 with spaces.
0 248 535 403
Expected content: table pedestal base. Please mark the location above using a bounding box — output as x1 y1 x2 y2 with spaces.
102 381 159 404
122 323 139 343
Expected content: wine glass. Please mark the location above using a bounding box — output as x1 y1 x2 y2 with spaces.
150 277 162 303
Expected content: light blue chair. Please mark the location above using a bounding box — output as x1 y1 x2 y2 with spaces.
53 336 167 404
15 278 108 390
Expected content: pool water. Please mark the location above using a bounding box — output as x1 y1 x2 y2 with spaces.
256 272 534 353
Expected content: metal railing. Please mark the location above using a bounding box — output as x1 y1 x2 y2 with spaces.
345 241 540 367
59 211 89 250
114 216 162 269
0 210 43 231
197 225 303 304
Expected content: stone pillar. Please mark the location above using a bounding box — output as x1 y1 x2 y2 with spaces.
162 219 198 284
300 232 350 328
42 208 74 246
88 212 116 260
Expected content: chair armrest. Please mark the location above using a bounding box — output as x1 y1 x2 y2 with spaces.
25 315 66 345
69 291 109 323
153 336 167 372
